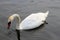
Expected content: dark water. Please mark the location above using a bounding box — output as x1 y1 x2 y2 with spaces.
0 0 60 40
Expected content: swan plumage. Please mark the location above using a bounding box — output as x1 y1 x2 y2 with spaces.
19 11 49 30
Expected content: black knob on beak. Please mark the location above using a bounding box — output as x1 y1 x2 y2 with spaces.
8 21 11 29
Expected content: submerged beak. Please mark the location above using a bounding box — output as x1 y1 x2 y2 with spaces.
7 21 11 29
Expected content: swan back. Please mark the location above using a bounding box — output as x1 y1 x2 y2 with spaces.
32 11 49 21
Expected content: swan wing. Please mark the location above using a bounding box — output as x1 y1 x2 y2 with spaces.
19 14 46 30
19 11 49 30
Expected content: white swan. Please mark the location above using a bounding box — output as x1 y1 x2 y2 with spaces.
8 11 49 30
7 11 49 40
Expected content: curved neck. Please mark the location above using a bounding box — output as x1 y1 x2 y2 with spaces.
11 14 21 27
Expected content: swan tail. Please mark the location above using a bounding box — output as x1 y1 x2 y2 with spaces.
45 11 49 17
45 11 49 15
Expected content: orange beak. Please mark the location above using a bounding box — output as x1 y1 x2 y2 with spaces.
7 21 11 29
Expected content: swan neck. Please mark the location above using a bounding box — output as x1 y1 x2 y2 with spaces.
13 14 21 26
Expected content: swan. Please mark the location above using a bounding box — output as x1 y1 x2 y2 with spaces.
7 11 49 40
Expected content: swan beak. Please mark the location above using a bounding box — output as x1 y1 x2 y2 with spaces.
8 21 11 29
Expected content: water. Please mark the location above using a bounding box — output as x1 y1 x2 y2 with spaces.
0 0 60 40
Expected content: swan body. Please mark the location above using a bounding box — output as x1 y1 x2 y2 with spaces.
8 11 49 30
20 11 49 30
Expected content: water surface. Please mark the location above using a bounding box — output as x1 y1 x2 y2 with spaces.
0 0 60 40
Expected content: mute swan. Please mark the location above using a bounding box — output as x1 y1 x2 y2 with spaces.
7 11 49 40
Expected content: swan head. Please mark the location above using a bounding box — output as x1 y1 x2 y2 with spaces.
7 14 21 30
7 16 14 29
